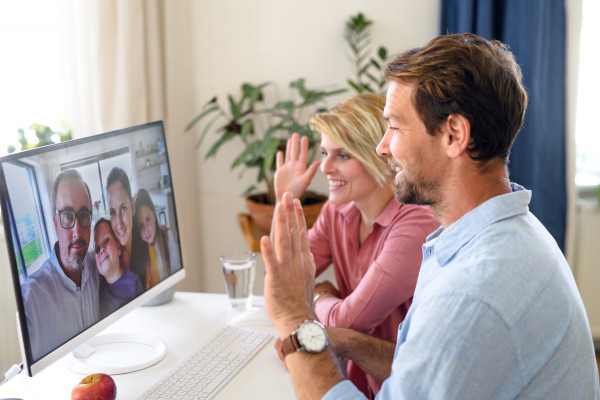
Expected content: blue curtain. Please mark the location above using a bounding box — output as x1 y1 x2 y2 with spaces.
441 0 566 252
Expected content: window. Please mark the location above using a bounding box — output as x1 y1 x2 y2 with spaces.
0 0 66 155
3 162 51 281
575 0 600 187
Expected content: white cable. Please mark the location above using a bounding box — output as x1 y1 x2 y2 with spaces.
0 363 23 387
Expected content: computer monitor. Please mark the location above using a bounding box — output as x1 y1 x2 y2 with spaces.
0 121 185 377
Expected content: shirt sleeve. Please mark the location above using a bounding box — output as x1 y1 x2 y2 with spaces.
322 380 368 400
316 209 436 333
308 202 333 276
378 293 517 399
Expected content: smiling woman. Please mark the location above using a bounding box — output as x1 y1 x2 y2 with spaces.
273 93 440 397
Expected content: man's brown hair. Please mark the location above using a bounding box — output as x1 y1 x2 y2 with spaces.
383 33 528 165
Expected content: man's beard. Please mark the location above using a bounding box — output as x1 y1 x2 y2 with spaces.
389 158 440 206
61 239 87 272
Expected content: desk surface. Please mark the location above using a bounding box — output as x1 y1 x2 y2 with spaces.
0 292 295 400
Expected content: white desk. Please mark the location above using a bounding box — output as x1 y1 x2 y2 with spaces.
0 292 295 400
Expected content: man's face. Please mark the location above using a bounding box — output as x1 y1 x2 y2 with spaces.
53 179 91 272
377 81 446 206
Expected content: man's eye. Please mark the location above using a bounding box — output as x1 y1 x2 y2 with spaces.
121 206 127 213
110 210 115 216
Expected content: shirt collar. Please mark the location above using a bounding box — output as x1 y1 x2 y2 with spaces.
426 182 531 266
51 241 88 290
338 197 402 228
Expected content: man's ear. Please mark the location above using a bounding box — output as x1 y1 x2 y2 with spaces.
444 113 471 159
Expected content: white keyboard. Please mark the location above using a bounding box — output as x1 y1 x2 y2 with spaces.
137 325 272 400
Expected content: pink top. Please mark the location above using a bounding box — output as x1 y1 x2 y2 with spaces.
309 197 439 397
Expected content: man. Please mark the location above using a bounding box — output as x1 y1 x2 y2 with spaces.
21 169 99 361
263 34 600 399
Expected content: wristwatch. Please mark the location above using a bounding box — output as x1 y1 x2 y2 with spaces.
281 320 329 357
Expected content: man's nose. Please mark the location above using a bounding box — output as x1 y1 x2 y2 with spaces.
377 130 392 157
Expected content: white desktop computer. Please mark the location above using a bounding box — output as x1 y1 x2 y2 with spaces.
0 121 186 377
0 122 272 399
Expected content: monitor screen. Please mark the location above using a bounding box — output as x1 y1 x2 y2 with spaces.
0 121 185 375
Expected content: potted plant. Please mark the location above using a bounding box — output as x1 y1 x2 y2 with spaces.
185 78 346 232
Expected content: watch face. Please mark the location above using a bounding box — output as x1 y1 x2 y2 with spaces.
297 321 328 353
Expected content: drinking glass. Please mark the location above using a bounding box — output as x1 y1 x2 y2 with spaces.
220 252 256 309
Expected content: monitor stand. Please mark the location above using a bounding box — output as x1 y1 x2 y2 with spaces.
64 333 166 375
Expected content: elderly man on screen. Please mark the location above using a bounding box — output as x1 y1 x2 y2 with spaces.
263 34 600 399
21 169 99 362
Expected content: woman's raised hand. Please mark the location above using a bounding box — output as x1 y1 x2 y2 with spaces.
274 133 321 203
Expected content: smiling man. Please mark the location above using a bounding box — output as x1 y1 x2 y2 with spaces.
262 34 600 399
21 169 99 361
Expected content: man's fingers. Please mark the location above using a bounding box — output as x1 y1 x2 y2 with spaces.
283 192 302 261
273 201 292 268
274 338 285 362
276 151 283 170
293 199 313 269
260 235 280 277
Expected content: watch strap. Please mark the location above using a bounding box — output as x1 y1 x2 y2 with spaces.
281 332 301 357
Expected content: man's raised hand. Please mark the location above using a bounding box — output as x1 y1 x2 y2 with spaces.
261 192 317 339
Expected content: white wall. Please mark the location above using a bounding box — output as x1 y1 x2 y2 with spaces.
171 0 441 294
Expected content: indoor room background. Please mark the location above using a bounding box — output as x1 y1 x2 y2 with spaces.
0 0 597 373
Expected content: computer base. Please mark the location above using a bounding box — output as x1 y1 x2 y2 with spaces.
64 333 166 375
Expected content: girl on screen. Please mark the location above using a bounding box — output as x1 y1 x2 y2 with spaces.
106 167 157 289
134 189 181 281
94 218 143 318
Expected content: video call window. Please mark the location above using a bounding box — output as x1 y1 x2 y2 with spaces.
3 161 51 283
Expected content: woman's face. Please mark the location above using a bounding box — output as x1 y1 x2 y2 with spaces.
107 181 134 248
320 134 380 206
137 204 156 245
94 222 121 279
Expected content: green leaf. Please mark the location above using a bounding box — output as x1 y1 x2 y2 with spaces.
365 72 379 84
290 78 308 98
240 119 253 139
241 185 257 197
262 139 280 172
231 141 260 169
205 131 236 159
371 59 381 70
194 114 221 149
378 46 387 60
228 95 242 120
302 88 347 104
257 165 265 183
347 79 362 93
185 105 219 132
256 123 283 155
275 101 294 110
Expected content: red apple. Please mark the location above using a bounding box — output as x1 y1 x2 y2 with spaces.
71 373 117 400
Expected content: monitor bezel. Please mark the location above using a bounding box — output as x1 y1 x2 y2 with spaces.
0 121 186 376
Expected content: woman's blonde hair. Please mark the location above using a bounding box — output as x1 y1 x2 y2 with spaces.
310 93 391 186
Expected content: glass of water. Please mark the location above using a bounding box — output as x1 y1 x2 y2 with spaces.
220 252 256 309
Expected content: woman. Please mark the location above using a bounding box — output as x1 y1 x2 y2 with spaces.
274 93 439 398
106 167 155 290
134 188 181 281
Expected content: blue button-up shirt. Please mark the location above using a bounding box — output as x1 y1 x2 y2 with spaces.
21 244 99 362
324 184 599 399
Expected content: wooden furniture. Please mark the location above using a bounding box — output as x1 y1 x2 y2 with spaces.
237 213 268 253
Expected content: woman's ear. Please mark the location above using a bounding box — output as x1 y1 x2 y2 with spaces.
444 113 471 159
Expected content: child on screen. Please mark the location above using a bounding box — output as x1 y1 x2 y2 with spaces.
94 218 143 319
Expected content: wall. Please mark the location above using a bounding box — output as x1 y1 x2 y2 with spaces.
177 0 441 294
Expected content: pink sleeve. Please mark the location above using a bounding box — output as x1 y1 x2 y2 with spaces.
308 202 333 276
315 208 440 333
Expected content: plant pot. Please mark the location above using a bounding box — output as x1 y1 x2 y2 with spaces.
245 191 328 233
